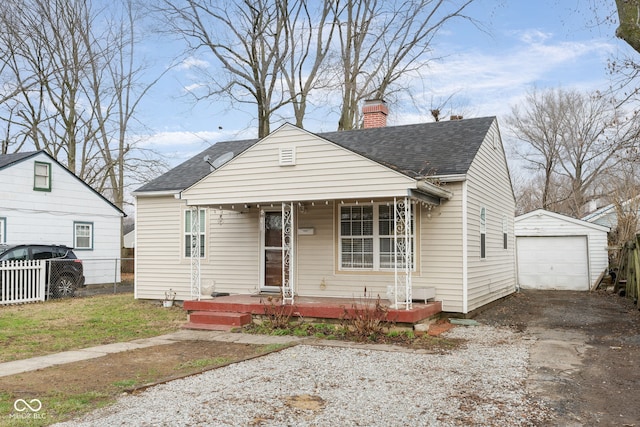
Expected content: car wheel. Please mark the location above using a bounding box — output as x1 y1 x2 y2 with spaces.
53 275 76 298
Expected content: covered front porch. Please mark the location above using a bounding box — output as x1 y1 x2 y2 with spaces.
182 294 443 331
185 188 451 311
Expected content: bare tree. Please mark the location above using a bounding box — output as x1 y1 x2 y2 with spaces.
280 0 338 128
506 88 566 211
0 0 167 210
80 0 170 210
333 0 477 130
157 0 478 133
158 0 293 138
507 87 640 217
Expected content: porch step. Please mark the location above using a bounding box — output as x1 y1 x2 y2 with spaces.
183 310 252 331
182 322 237 332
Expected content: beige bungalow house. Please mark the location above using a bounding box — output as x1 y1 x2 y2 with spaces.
134 103 516 314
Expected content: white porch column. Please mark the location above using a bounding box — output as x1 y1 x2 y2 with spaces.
393 197 412 310
190 206 201 300
282 202 295 305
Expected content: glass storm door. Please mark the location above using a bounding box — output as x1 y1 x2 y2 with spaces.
262 211 283 290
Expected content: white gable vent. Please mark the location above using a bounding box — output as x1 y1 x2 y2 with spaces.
279 147 296 166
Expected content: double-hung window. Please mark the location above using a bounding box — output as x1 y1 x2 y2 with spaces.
34 161 51 191
74 222 93 250
184 209 206 258
339 203 414 271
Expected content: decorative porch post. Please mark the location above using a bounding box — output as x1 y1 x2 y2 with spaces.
190 206 201 300
282 202 295 305
393 197 412 310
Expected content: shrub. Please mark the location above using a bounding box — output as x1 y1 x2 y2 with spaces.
260 296 298 330
340 290 391 341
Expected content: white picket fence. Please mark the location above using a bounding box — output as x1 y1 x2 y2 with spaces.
0 260 47 304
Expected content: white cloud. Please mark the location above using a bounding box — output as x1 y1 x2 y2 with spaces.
398 32 616 123
176 56 210 70
135 127 259 167
183 83 207 93
139 130 221 148
517 29 552 44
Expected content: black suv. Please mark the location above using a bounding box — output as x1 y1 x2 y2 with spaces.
0 244 85 299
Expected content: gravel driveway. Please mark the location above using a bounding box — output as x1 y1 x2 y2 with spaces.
55 289 640 426
55 325 551 427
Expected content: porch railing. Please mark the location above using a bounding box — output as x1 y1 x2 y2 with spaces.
0 260 47 305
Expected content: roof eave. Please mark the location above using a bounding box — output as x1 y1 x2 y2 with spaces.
416 179 454 201
431 174 467 183
133 190 182 198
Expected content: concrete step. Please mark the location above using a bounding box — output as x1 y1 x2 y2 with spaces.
181 322 237 332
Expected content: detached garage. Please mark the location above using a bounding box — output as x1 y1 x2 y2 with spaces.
515 209 609 291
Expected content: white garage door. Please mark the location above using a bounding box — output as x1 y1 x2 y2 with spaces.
517 236 589 291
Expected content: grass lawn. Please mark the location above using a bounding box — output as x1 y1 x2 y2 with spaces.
0 293 186 363
0 294 282 427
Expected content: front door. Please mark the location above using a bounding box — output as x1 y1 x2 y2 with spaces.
262 211 283 291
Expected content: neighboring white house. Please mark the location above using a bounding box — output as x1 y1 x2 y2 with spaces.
134 104 516 314
123 229 135 249
582 197 640 232
515 209 609 291
0 151 125 285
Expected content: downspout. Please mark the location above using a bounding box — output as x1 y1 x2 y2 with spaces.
462 181 468 314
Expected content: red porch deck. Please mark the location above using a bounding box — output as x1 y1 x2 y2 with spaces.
182 294 442 331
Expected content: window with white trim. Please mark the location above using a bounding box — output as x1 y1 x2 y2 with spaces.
0 217 5 243
34 161 51 191
339 203 414 270
480 207 486 259
184 209 206 258
74 222 93 250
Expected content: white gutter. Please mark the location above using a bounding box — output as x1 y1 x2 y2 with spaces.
431 174 467 183
416 180 454 200
132 190 181 197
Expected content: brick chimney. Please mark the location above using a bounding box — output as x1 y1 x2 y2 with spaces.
363 99 388 128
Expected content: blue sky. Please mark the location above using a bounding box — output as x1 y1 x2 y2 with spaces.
135 0 633 168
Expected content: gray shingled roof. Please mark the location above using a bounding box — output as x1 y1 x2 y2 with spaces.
0 151 39 170
136 138 259 192
136 116 496 193
0 150 125 216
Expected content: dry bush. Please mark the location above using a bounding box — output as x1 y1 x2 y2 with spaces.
340 290 391 340
260 296 298 329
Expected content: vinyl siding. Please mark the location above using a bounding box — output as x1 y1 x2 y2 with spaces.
182 124 416 205
464 120 517 313
291 193 466 307
135 195 184 299
0 152 122 284
294 202 416 298
135 195 260 300
420 183 464 312
136 121 516 313
515 210 609 289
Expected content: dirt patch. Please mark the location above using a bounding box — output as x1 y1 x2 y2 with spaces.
0 340 266 424
285 394 325 411
475 290 640 426
427 319 456 336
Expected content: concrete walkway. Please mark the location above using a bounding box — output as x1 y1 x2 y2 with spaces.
0 330 306 378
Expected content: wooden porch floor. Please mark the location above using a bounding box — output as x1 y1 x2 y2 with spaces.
182 294 442 330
